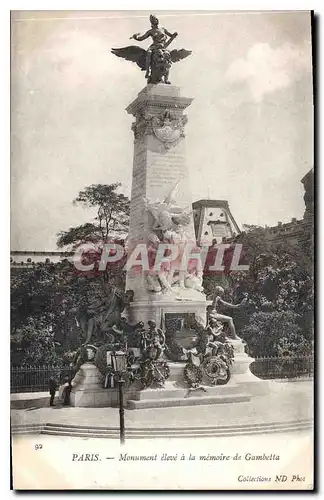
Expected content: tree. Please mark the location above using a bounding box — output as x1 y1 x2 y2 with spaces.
11 260 84 361
240 311 312 358
11 316 63 367
57 183 130 249
11 183 131 365
57 182 129 288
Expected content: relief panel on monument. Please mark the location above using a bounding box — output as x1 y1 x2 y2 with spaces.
132 109 188 153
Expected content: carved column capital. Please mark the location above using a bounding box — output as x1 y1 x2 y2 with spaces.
131 110 154 140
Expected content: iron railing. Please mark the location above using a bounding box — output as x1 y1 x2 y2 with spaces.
10 356 314 393
250 356 314 380
10 365 75 393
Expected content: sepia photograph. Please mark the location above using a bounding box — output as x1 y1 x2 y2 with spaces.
10 9 314 490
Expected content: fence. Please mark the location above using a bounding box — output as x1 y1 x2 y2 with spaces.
10 365 75 393
10 356 314 393
250 356 314 380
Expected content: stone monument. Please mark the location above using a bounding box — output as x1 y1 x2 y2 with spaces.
69 15 269 409
108 15 269 408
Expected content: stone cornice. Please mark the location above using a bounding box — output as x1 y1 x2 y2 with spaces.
126 85 193 117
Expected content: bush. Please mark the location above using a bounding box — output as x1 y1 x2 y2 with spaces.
241 310 312 358
11 317 62 367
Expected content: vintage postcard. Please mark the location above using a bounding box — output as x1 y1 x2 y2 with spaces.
10 10 314 490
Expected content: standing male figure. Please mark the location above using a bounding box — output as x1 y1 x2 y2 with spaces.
62 377 73 406
131 14 177 79
48 377 57 407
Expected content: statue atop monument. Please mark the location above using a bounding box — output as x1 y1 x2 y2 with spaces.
111 14 191 84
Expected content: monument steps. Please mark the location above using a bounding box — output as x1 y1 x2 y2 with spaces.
12 417 311 432
132 383 244 401
11 424 44 434
128 393 251 409
11 419 313 438
35 425 312 439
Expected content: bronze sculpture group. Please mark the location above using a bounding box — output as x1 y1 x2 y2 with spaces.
111 14 191 85
75 286 134 345
70 280 246 390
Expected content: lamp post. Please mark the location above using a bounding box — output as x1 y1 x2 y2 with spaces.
111 350 127 445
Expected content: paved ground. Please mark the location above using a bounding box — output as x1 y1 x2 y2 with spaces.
11 380 313 429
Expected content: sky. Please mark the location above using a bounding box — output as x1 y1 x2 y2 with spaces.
10 10 313 251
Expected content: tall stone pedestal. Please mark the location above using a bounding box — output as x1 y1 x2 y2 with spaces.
125 84 206 320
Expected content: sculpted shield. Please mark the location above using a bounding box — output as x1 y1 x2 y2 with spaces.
153 119 181 144
152 110 187 149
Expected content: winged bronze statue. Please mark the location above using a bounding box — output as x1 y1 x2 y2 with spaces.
111 14 191 85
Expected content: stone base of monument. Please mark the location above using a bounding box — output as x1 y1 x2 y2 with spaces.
69 340 269 409
229 339 270 396
126 295 207 328
127 338 269 410
127 382 251 409
69 363 139 408
70 363 107 407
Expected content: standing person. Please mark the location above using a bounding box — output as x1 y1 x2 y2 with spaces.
63 377 73 406
48 377 57 407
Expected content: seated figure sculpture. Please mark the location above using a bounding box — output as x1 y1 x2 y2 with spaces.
111 16 191 84
131 14 177 81
206 316 227 345
209 286 247 340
